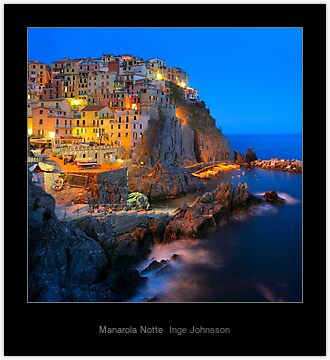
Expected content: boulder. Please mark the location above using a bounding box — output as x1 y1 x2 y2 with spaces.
263 191 285 205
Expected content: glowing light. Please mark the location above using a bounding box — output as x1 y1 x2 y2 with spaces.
180 81 186 88
71 99 81 106
49 131 55 139
156 73 163 80
132 103 137 110
28 128 33 136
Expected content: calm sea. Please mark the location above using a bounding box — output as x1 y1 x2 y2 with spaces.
227 134 302 160
129 134 302 303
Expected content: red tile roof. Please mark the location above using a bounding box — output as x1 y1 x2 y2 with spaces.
81 105 107 111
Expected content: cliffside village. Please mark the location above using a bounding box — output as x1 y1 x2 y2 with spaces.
28 54 199 161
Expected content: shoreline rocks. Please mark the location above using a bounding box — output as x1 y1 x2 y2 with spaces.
250 159 302 173
163 182 262 242
28 173 147 302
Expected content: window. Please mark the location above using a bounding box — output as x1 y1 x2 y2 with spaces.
41 103 44 107
133 115 137 120
126 116 129 122
126 124 128 129
100 120 103 125
65 130 68 134
77 120 80 126
39 110 43 114
118 124 121 129
125 132 128 137
56 103 59 108
82 120 85 125
95 112 98 117
39 119 43 125
56 129 58 134
133 124 136 129
76 129 79 135
111 124 114 129
64 120 67 126
38 129 43 135
56 119 59 126
118 116 121 122
82 112 85 117
140 124 142 129
118 133 121 137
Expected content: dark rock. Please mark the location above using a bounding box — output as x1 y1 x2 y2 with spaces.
141 259 168 275
264 191 285 204
163 182 262 242
156 264 173 275
245 147 258 163
28 174 145 302
234 147 258 164
171 253 181 262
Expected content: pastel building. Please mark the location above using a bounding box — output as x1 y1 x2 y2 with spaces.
185 87 199 102
28 61 51 97
109 110 150 152
31 106 81 145
75 105 113 142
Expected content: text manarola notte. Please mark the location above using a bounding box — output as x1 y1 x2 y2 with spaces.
99 325 231 335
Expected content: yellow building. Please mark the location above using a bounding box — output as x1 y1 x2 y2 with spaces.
75 105 113 143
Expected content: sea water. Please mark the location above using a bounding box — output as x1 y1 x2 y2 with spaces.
129 134 302 302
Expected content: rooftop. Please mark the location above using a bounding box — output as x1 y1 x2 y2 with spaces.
81 105 108 111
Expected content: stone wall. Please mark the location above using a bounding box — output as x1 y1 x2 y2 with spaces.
66 167 128 205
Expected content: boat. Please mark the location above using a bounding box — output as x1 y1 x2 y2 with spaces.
29 162 55 173
38 162 55 172
75 157 99 168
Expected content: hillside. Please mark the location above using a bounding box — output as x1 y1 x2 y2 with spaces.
132 82 234 167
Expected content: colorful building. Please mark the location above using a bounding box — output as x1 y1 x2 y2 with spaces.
75 105 113 142
28 61 51 97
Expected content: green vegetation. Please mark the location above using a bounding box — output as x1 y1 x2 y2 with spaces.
127 192 150 210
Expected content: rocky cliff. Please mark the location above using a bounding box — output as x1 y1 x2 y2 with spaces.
28 174 145 302
129 162 204 199
133 83 234 167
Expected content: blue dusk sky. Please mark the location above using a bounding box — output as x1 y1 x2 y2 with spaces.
28 27 302 135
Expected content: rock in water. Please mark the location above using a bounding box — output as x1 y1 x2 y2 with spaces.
263 191 285 204
235 147 258 164
163 182 262 242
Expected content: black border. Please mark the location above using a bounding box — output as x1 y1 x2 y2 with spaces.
4 4 326 356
